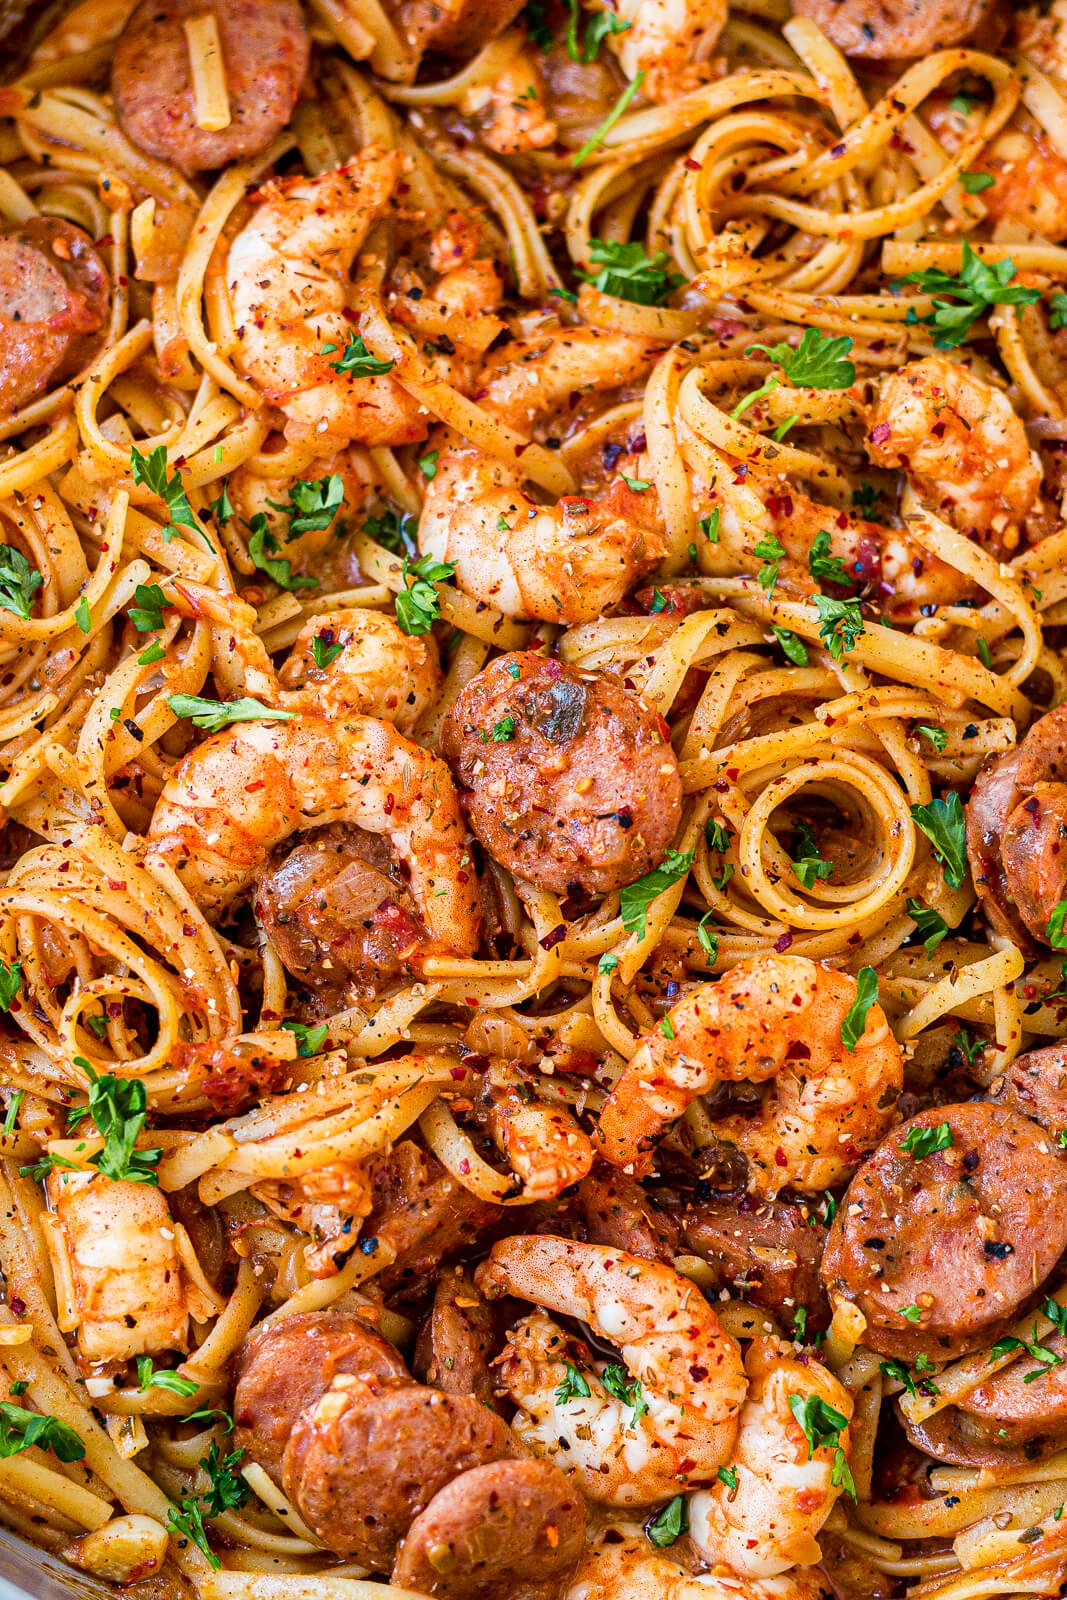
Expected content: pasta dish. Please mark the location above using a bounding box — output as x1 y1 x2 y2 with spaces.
3 0 1067 1596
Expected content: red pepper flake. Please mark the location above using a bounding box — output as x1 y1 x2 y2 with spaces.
540 925 567 951
683 157 701 171
774 1147 788 1167
774 932 793 953
459 1158 471 1175
870 421 891 447
384 792 395 815
726 767 739 781
245 780 265 793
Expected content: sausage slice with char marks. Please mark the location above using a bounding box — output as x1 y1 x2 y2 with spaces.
0 218 109 416
111 0 309 175
903 1337 1067 1468
987 1042 1067 1139
412 1267 495 1404
442 652 681 897
392 1458 586 1598
233 1310 408 1483
282 1375 521 1565
822 1102 1067 1360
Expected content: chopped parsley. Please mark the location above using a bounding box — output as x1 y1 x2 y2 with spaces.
555 1362 591 1404
791 821 832 890
282 1020 329 1057
266 474 346 538
0 1403 85 1463
841 967 878 1052
900 1121 953 1158
576 238 682 306
905 899 949 957
130 445 197 538
619 849 694 940
395 554 455 636
893 241 1041 350
66 1067 161 1185
325 333 394 376
910 792 967 890
136 1359 199 1398
0 544 43 620
812 594 865 661
647 1494 688 1547
167 694 295 733
246 517 318 592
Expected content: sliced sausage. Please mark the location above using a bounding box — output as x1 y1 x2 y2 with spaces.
233 1311 408 1483
987 1043 1067 1139
395 0 524 55
0 218 109 416
111 0 309 175
255 823 430 1000
680 1195 829 1327
822 1102 1067 1360
392 1458 586 1599
282 1375 520 1565
903 1332 1067 1468
790 0 1002 59
413 1267 495 1404
441 652 682 897
365 1140 505 1302
966 705 1067 947
577 1167 680 1262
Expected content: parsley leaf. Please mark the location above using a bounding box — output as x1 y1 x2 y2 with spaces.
906 899 949 957
700 509 720 543
167 1498 220 1570
66 1067 161 1185
576 238 682 306
565 0 631 61
246 516 318 592
808 529 852 588
363 507 416 554
893 241 1041 350
900 1121 953 1158
2 1090 22 1138
282 1020 329 1057
0 1403 85 1463
697 912 719 965
910 792 967 889
960 170 995 194
746 329 856 389
201 1441 249 1516
753 533 786 593
131 445 198 537
791 821 833 890
841 967 878 1052
619 849 694 940
208 481 233 524
326 333 394 376
522 0 553 48
395 554 455 636
136 1358 199 1398
772 625 808 666
812 593 865 660
647 1494 688 1547
572 71 646 168
555 1361 591 1404
311 633 343 670
1049 293 1067 333
601 1363 648 1428
0 961 21 1013
788 1392 849 1455
916 724 948 754
0 544 43 620
74 596 91 634
1049 900 1067 950
167 694 296 733
266 474 346 539
128 583 167 632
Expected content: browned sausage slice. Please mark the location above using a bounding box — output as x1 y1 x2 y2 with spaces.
790 0 1002 58
233 1311 408 1483
441 652 681 897
412 1267 495 1403
0 218 109 416
966 706 1067 946
681 1195 829 1327
987 1043 1067 1139
822 1102 1067 1360
578 1167 680 1262
111 0 309 175
903 1335 1067 1468
392 1458 586 1598
282 1375 521 1565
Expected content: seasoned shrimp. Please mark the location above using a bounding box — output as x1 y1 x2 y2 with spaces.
689 1337 853 1576
227 154 429 449
478 1236 746 1504
146 715 481 964
867 355 1041 548
418 327 666 623
43 1170 221 1365
277 609 442 732
563 1527 831 1600
595 0 727 99
226 451 369 562
926 92 1067 245
457 45 557 155
595 954 903 1195
478 1061 595 1201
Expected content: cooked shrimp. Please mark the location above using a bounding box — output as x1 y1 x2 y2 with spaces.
44 1169 220 1365
867 355 1041 549
478 1061 595 1201
146 715 481 966
420 444 665 624
418 327 666 623
226 451 369 562
563 1526 830 1600
478 1236 746 1504
227 154 429 449
457 45 557 155
597 0 727 99
689 1337 853 1576
595 954 903 1195
277 609 442 732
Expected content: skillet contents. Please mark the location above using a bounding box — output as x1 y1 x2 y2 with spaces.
5 0 1067 1597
